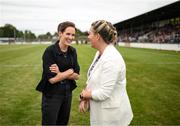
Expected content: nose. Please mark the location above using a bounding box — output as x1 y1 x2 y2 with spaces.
69 35 74 40
87 34 90 39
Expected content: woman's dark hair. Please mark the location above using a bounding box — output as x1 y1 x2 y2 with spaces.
57 21 76 33
91 20 117 44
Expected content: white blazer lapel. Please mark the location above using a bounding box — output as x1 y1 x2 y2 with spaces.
87 52 99 77
87 51 101 82
87 45 111 83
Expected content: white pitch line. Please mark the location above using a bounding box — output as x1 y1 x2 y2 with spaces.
135 50 180 57
0 64 41 67
127 62 180 64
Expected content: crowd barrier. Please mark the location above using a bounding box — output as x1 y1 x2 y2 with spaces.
118 42 180 51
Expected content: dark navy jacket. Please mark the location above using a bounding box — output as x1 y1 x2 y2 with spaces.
36 41 80 94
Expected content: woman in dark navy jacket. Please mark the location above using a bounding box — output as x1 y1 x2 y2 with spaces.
36 21 80 125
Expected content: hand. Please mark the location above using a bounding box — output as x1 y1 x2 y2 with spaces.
49 64 60 74
80 89 92 99
66 68 74 74
79 100 89 113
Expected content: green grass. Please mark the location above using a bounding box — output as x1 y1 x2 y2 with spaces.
0 44 179 125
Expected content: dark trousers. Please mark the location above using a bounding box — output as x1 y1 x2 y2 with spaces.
41 92 72 125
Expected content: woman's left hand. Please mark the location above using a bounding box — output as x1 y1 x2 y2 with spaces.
49 64 60 74
79 100 90 113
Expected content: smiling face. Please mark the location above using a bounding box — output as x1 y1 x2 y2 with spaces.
59 26 75 46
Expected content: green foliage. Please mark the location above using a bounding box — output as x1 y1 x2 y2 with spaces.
0 24 87 42
38 32 52 41
0 24 17 37
76 28 88 37
0 45 179 125
0 24 37 41
24 30 36 41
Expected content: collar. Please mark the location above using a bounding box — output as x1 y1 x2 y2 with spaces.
54 40 73 55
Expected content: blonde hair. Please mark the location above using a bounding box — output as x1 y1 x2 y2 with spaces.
91 20 117 44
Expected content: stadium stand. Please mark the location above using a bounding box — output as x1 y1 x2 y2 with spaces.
114 1 180 43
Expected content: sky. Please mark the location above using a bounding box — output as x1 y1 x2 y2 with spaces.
0 0 178 35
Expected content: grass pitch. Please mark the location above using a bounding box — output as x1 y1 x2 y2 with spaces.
0 44 179 125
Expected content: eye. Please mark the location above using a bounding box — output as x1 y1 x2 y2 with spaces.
88 31 92 35
66 33 70 35
66 33 75 37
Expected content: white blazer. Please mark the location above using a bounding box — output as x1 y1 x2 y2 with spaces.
86 44 133 126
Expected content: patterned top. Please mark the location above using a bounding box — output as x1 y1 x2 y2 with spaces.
88 54 101 76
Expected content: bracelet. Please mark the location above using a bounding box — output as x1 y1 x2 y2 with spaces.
79 94 83 99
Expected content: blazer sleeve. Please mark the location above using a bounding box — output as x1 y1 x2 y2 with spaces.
36 46 56 92
42 47 56 80
91 59 120 101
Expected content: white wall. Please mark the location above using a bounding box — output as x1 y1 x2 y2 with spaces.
118 42 180 51
0 41 52 45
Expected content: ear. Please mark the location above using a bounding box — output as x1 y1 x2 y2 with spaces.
97 33 103 41
96 33 101 41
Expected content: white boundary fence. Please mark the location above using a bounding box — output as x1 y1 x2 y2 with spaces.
118 42 180 51
1 41 180 51
0 41 77 45
0 41 52 45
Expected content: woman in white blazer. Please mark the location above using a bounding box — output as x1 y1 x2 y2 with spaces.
79 20 133 126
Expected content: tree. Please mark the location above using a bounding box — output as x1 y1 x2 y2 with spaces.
38 32 52 41
0 24 37 42
24 30 36 42
0 24 16 37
